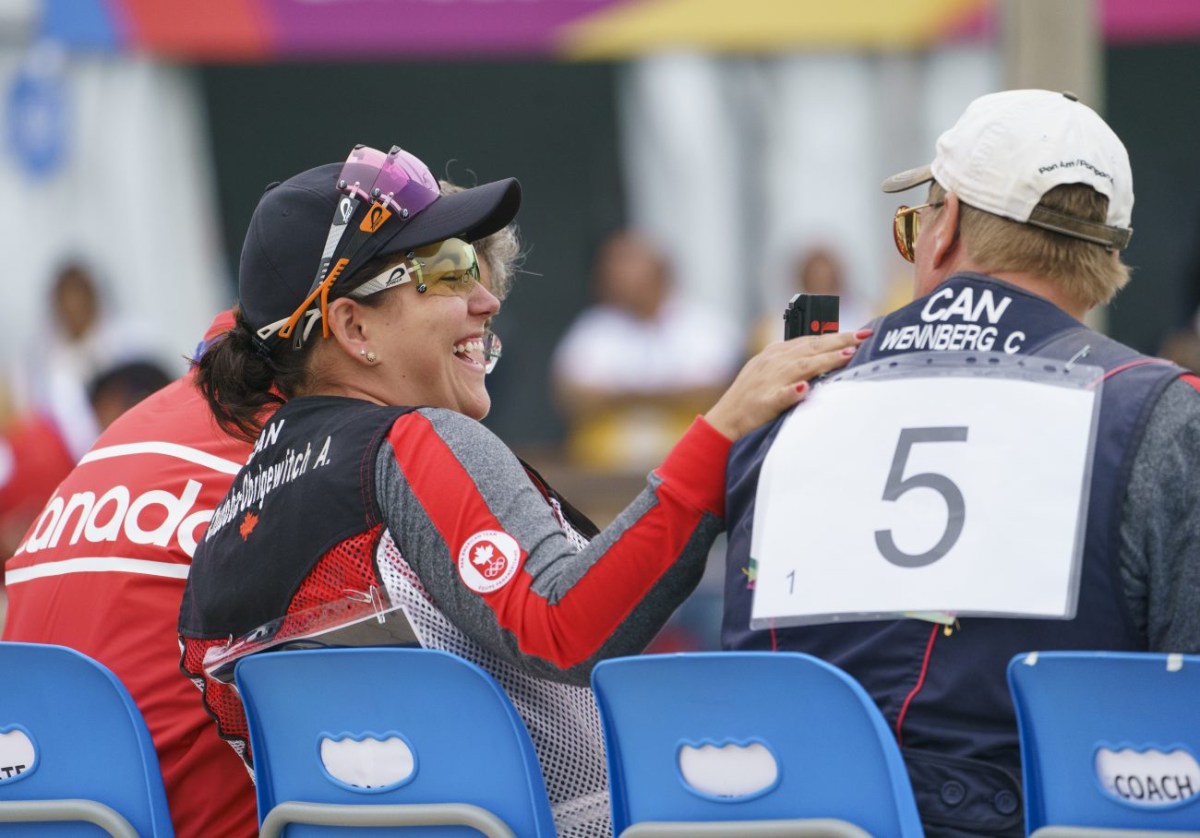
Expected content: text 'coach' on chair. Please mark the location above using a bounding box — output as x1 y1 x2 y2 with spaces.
0 641 174 837
1009 650 1200 837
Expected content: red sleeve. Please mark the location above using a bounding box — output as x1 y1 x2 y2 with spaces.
381 412 730 673
655 416 732 517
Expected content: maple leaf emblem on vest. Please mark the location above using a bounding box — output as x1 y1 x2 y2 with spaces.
471 541 507 580
239 511 260 541
741 560 758 591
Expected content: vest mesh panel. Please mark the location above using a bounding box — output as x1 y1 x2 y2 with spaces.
377 522 612 838
182 529 381 768
181 635 251 762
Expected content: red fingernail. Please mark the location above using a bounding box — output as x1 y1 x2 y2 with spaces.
841 346 858 357
795 381 809 395
855 329 874 339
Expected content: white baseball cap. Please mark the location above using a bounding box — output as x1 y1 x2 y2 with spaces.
882 89 1133 250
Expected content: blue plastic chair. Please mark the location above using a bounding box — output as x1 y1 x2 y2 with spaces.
590 651 924 837
0 641 174 836
1008 651 1200 837
234 647 557 837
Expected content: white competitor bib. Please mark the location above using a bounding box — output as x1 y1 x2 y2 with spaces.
750 352 1103 629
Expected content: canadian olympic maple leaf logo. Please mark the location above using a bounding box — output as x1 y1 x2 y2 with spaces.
239 511 260 541
457 530 521 594
471 541 508 580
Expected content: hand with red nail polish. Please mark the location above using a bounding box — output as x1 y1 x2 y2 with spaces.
704 329 866 441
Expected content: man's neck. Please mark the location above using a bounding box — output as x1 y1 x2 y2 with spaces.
956 263 1090 322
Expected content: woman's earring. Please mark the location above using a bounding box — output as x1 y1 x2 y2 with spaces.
366 351 378 363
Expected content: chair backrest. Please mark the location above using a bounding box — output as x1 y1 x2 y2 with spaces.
0 641 174 837
1008 651 1200 835
234 647 557 837
590 651 924 837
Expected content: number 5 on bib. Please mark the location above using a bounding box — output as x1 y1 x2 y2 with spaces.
749 352 1103 630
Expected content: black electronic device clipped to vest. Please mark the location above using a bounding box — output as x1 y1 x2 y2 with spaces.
783 293 840 339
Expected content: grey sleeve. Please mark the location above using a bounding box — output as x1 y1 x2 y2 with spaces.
1119 378 1200 652
374 407 723 685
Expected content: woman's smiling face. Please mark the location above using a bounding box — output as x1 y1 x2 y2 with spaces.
356 248 501 420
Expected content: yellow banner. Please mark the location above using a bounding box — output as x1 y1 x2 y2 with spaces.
560 0 992 58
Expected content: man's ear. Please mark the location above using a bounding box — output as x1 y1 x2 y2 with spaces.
325 297 371 361
931 192 961 269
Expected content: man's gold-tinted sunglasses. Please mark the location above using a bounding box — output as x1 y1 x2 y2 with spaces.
893 202 944 263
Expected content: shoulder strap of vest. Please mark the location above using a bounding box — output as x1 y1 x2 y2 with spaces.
518 458 601 540
1031 325 1188 380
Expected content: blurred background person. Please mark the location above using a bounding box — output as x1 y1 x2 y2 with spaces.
0 357 171 562
750 243 877 354
6 260 171 461
551 229 743 472
87 360 176 434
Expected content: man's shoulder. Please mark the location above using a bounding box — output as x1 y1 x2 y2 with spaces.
1150 375 1200 418
1127 376 1200 483
727 411 791 487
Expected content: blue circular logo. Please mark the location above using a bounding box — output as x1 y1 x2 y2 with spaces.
5 63 69 179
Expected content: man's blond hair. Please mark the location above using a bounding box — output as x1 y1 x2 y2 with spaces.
931 182 1130 309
